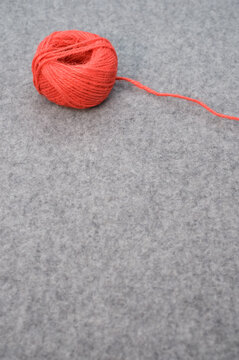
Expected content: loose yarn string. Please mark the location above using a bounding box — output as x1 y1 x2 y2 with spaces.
32 30 239 121
116 77 239 121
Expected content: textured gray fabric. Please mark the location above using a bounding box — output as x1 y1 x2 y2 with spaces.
1 0 239 359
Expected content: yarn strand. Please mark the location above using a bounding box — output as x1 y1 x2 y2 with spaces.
116 76 239 121
32 31 239 119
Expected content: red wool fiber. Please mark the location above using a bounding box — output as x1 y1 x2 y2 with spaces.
32 30 239 121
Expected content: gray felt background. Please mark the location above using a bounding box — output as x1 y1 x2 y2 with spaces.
1 0 239 359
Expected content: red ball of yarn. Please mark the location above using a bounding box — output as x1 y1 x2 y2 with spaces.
32 30 118 109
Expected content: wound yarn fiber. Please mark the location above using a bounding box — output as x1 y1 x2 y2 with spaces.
32 30 239 121
32 30 118 109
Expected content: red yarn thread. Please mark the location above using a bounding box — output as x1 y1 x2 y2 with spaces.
32 30 239 121
117 77 239 121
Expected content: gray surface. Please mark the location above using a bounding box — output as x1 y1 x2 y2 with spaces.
1 0 239 359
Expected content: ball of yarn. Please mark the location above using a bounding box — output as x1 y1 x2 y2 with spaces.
32 30 118 109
